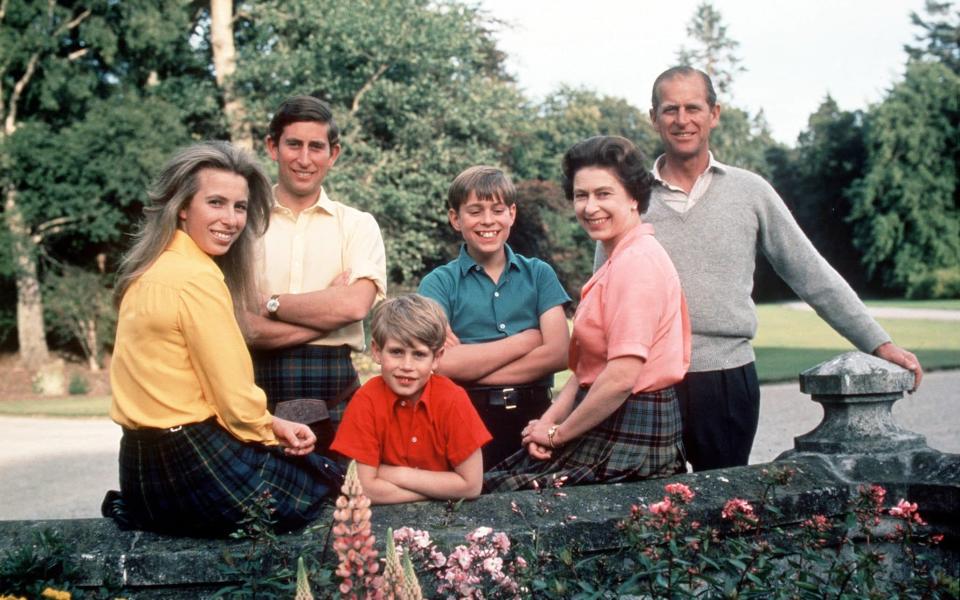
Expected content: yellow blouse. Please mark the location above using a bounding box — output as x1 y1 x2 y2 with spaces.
110 230 276 444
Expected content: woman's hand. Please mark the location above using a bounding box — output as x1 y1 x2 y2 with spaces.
521 418 557 450
526 442 553 460
272 417 316 456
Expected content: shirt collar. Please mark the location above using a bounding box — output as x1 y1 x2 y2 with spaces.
455 243 520 277
388 375 433 414
608 222 656 261
651 152 727 188
168 229 217 265
270 186 334 215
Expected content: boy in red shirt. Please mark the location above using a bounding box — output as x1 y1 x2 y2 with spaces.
331 294 492 504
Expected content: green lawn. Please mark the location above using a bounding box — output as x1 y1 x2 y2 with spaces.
754 303 960 382
862 299 960 311
0 396 110 417
1 301 957 416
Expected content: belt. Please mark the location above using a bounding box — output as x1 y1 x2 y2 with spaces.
466 385 552 410
122 417 214 442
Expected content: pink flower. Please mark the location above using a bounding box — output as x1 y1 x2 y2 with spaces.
889 499 927 525
664 482 695 503
468 526 493 542
802 514 831 533
649 498 673 516
722 498 758 530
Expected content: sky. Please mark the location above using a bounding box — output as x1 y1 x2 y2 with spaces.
477 0 929 146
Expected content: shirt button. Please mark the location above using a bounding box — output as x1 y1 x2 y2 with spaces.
494 292 500 298
498 323 506 330
400 401 406 407
411 436 418 443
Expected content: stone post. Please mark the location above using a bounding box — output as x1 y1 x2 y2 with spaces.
776 351 939 481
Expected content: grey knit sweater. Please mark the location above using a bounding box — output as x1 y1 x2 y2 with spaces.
597 165 890 372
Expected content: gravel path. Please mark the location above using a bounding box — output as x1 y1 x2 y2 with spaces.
1 370 957 520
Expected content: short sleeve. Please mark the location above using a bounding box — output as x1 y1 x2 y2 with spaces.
418 269 454 317
343 211 387 301
178 271 275 443
330 386 382 467
438 381 492 466
533 259 571 316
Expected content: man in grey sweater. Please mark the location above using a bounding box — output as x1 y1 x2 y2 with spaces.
597 66 923 471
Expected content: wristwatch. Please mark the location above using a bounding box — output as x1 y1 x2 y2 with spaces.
265 294 281 319
547 425 560 449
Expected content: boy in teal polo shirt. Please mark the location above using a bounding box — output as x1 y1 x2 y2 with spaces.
419 166 571 470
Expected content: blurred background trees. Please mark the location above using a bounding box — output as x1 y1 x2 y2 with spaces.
0 0 957 372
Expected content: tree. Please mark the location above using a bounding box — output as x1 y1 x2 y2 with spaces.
675 1 745 96
234 0 526 284
209 0 253 149
788 97 872 292
905 0 960 74
1 0 212 370
849 60 960 297
509 86 657 183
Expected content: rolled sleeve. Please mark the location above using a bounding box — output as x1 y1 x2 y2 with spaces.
344 212 387 301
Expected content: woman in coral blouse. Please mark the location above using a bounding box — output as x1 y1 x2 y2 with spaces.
486 136 690 491
102 142 341 536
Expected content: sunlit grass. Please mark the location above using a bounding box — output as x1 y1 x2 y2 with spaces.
0 396 111 417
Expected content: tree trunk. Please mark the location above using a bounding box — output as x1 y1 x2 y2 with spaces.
4 187 50 370
210 0 253 150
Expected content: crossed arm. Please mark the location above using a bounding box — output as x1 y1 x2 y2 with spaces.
435 305 570 384
355 449 484 505
245 272 378 350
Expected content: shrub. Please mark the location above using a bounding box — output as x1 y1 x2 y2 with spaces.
67 374 89 396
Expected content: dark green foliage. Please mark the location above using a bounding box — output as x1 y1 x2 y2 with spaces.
508 86 658 183
235 0 526 285
904 0 960 74
42 264 115 370
0 529 79 597
849 61 960 298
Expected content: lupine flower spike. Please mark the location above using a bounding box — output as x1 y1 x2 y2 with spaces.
333 460 382 598
294 556 313 600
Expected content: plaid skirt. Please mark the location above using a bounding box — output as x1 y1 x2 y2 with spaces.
252 344 360 425
484 386 686 492
117 418 343 536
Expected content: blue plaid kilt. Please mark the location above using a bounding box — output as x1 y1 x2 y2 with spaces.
252 344 360 426
117 418 343 537
484 386 686 492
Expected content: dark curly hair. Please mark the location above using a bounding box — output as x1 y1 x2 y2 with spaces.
561 136 654 213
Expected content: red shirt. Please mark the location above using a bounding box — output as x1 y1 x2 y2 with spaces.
331 374 491 471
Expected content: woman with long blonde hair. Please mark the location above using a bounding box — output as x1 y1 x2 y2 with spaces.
103 141 341 536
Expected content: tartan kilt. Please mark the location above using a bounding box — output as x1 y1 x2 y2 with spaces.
484 386 686 493
118 419 343 537
252 344 360 426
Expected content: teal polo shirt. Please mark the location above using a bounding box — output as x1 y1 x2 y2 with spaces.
419 244 570 386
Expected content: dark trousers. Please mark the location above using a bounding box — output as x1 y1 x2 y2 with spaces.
675 363 760 472
466 386 553 472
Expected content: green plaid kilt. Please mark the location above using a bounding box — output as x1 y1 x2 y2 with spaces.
484 386 686 492
117 419 343 537
252 344 360 425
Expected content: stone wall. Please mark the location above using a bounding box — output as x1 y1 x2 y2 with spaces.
1 352 957 598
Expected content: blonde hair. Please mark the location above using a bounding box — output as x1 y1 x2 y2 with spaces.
114 142 272 321
370 294 448 353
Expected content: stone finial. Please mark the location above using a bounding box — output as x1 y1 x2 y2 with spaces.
799 351 915 396
791 351 925 455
